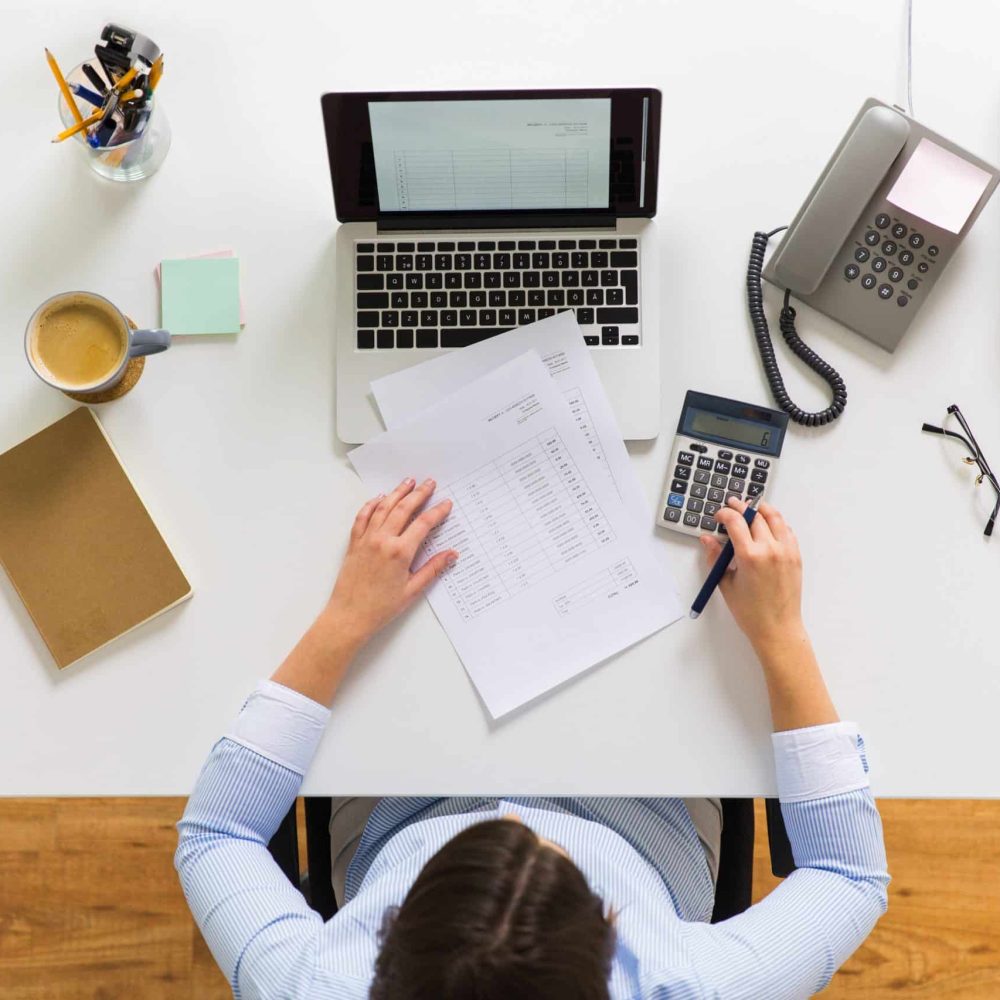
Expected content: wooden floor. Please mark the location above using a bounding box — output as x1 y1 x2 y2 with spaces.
1 799 998 998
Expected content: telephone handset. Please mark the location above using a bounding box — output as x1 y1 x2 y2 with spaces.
750 97 1000 426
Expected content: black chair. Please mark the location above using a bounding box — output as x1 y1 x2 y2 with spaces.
268 797 796 924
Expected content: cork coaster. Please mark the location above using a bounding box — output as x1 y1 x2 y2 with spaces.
63 316 145 403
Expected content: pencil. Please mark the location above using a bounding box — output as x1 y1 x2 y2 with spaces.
51 109 102 143
149 55 164 91
119 89 145 103
113 63 139 93
45 48 83 125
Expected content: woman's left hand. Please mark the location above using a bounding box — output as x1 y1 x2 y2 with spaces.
322 477 458 652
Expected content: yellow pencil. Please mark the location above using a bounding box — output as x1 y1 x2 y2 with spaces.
149 55 164 91
45 48 83 125
119 89 145 103
51 109 102 143
113 63 139 93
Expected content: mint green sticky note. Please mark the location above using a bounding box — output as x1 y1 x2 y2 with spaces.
160 257 241 335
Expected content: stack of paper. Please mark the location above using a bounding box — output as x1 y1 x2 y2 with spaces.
351 312 682 717
156 250 243 335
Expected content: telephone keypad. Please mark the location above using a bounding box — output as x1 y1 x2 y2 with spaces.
850 214 941 310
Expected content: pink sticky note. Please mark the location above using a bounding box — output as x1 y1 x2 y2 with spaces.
155 250 245 325
887 138 992 234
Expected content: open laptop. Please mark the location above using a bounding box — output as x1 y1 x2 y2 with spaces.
320 88 662 444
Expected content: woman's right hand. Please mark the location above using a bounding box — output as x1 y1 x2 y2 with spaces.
699 498 806 652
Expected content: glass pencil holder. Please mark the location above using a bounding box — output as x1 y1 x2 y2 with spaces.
56 60 170 182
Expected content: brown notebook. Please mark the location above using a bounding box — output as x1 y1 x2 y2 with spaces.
0 408 191 668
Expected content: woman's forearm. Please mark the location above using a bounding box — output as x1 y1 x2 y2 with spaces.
752 625 840 732
270 610 362 707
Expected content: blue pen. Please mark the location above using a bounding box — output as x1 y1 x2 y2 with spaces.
689 492 763 619
69 82 105 107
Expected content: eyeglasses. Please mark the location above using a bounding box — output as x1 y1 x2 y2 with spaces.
922 404 1000 537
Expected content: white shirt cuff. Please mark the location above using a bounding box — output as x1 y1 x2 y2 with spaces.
226 680 331 776
772 721 870 803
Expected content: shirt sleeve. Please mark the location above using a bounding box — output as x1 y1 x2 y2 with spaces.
658 722 889 1000
175 681 333 999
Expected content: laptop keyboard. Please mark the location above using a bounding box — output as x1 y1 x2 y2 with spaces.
354 235 640 350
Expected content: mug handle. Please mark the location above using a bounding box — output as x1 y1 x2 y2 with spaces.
129 328 171 357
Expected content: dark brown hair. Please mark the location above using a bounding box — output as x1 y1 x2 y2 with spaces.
369 818 615 1000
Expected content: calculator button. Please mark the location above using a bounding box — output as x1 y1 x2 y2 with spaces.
917 262 929 273
864 230 880 246
673 465 691 480
732 464 749 478
667 493 685 508
725 492 742 505
753 458 770 468
877 284 893 300
683 512 701 527
898 250 914 265
714 460 731 475
874 212 890 229
717 523 728 535
860 274 877 290
690 443 708 453
888 267 904 283
891 223 907 239
871 257 886 273
907 279 919 290
677 451 695 465
729 477 746 493
881 241 897 256
700 517 718 532
927 245 939 257
710 474 728 489
717 450 733 461
853 248 869 262
662 507 681 522
693 470 710 485
747 482 765 497
908 232 924 248
704 502 720 517
751 468 769 483
670 479 688 494
844 264 859 282
707 488 725 503
697 456 714 471
691 484 707 499
686 498 704 513
735 453 751 465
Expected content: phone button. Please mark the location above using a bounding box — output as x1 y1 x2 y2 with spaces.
878 284 894 299
864 230 880 246
871 257 887 273
909 233 925 248
897 296 909 306
917 262 930 273
888 267 904 283
891 223 908 239
854 247 870 263
875 213 890 228
844 264 860 280
927 245 940 257
861 274 877 290
881 240 898 256
898 250 914 265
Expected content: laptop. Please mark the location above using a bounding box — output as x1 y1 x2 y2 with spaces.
320 88 662 444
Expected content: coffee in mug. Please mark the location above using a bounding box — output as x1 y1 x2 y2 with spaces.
25 292 170 396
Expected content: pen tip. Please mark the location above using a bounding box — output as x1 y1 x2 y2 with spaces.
689 610 700 620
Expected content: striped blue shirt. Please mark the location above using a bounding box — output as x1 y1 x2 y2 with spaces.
177 681 889 999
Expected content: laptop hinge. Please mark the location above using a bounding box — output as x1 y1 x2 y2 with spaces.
377 213 617 232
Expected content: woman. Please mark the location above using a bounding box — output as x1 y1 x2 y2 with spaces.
177 477 889 999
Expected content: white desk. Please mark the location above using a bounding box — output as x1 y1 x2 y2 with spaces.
2 0 999 796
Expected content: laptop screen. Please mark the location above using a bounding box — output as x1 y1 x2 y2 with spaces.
320 89 660 224
367 99 612 212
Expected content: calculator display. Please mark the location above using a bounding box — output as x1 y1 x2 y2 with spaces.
688 409 777 452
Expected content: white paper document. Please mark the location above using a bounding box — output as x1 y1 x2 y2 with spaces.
373 312 645 518
350 351 682 717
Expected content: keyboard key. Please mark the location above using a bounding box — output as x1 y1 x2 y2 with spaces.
430 292 446 308
415 254 432 271
416 329 437 348
357 243 374 253
445 273 462 288
458 241 475 251
356 255 375 272
600 270 618 286
397 255 414 271
464 272 482 288
620 238 637 248
543 271 559 287
567 289 584 306
539 239 556 249
401 310 418 327
576 307 595 324
547 289 566 306
586 289 605 305
598 238 616 248
460 309 477 326
484 272 501 288
610 250 638 267
518 240 536 249
481 309 497 325
357 330 374 349
582 270 599 286
455 254 472 269
391 292 407 308
478 241 496 251
579 239 596 249
670 479 688 494
584 335 599 346
500 308 516 326
601 326 619 345
562 271 580 287
558 239 577 249
591 251 609 268
621 271 638 304
489 290 505 306
735 453 751 465
553 252 569 268
474 254 490 269
538 308 555 319
571 252 588 267
498 240 516 250
405 274 423 289
377 329 394 349
396 329 414 348
434 254 453 270
493 253 511 269
420 310 438 326
509 290 526 306
754 458 770 468
717 450 733 460
387 274 404 290
606 288 624 305
518 308 537 325
377 242 394 252
356 311 379 327
438 241 456 251
523 271 541 287
704 502 719 517
440 310 457 326
357 274 384 290
725 492 742 505
411 292 428 307
441 328 507 347
529 290 545 306
396 242 415 252
596 307 639 325
376 255 393 271
449 291 467 307
425 273 442 289
417 241 435 252
513 252 531 269
381 310 399 327
503 272 521 288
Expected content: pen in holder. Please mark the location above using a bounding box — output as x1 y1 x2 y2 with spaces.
55 58 170 182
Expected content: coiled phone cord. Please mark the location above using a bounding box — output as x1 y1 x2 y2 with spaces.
746 227 848 427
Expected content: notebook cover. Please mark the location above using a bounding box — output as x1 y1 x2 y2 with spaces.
0 408 192 668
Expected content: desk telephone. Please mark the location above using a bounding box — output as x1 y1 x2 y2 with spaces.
749 97 1000 426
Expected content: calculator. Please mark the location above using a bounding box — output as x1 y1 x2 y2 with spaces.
657 391 789 536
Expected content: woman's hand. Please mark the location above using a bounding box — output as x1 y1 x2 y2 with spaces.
322 477 458 652
699 498 805 653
